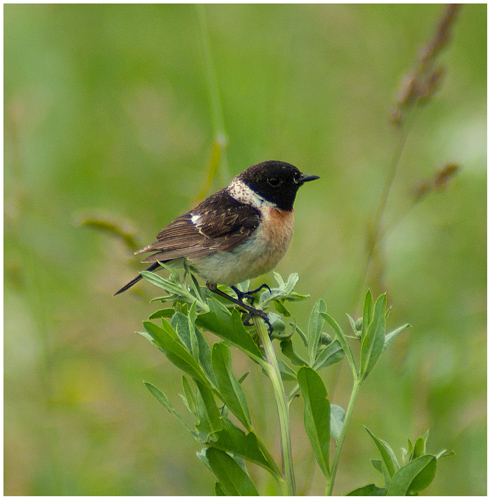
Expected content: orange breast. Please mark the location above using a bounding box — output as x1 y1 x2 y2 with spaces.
262 207 295 244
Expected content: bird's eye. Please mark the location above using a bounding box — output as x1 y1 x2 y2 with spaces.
268 177 281 187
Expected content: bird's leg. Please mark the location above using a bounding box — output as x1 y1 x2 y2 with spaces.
207 283 274 334
231 283 271 303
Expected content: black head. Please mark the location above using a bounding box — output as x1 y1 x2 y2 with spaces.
237 160 319 211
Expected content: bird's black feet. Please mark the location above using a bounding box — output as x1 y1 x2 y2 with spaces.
242 308 274 334
207 283 273 334
231 283 271 303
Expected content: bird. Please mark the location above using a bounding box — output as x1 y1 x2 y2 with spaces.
115 160 319 330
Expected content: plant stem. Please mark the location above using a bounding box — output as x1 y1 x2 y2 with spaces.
327 378 362 495
351 109 416 311
253 317 296 495
287 383 300 404
196 5 230 190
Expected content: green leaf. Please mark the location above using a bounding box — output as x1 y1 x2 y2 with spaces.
144 317 180 345
195 381 222 436
149 293 181 304
384 323 411 351
211 343 252 430
313 339 345 371
321 312 358 380
171 312 192 350
371 459 383 474
406 439 414 462
346 313 360 336
195 332 215 383
277 360 297 381
268 313 288 338
285 291 311 302
385 305 392 322
148 308 175 319
215 483 225 496
360 294 387 380
273 300 291 317
412 433 428 460
258 273 302 305
361 290 374 339
157 260 181 279
387 455 437 495
181 376 198 417
213 418 280 477
143 321 211 388
280 339 308 366
371 459 391 488
196 448 211 470
308 299 327 364
347 484 388 496
145 267 210 312
366 428 400 478
187 301 199 358
258 273 310 306
141 270 187 298
407 456 437 493
171 312 215 383
436 449 455 460
189 271 206 303
295 325 309 347
144 382 199 437
284 272 299 292
330 404 345 442
196 298 264 363
297 367 331 478
206 448 259 495
272 271 285 288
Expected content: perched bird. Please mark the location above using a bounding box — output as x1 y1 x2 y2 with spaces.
115 160 319 328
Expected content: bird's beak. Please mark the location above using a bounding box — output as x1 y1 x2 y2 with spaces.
299 173 320 184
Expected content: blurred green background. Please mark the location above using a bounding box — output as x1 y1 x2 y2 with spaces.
4 4 486 495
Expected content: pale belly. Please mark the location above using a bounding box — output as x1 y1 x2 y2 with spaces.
189 209 294 285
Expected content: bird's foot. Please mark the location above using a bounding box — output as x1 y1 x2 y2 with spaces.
242 308 274 335
231 283 271 304
207 283 273 334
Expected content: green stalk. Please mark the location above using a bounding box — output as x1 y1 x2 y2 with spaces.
327 378 362 495
253 317 296 495
287 383 300 404
351 109 416 311
196 5 230 187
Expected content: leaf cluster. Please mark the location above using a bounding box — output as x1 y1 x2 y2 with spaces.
347 430 454 496
139 269 314 494
138 269 450 495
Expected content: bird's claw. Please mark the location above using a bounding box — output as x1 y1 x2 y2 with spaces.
207 283 274 334
242 309 274 335
232 283 271 303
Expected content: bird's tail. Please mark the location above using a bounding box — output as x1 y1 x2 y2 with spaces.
114 261 161 296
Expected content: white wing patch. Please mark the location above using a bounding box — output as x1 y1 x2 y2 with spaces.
191 214 202 225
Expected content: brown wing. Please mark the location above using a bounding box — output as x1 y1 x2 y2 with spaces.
135 190 261 263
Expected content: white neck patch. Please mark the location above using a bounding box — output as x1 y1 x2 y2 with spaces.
226 178 277 209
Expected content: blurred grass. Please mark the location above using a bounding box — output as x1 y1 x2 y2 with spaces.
4 4 486 495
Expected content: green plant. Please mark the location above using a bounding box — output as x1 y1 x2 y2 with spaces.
137 266 452 495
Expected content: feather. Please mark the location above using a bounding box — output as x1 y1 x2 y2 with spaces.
135 191 261 262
